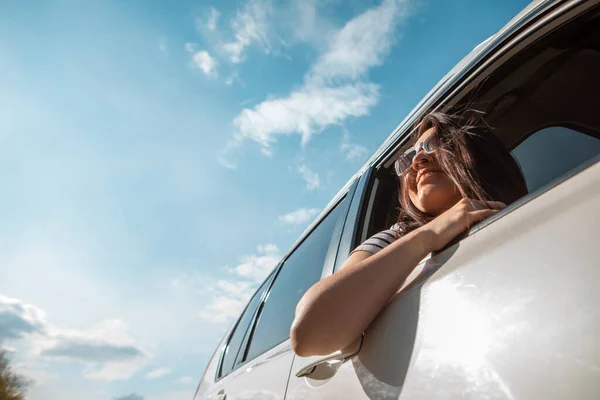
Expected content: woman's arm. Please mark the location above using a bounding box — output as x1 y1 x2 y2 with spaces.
290 227 431 356
290 198 505 357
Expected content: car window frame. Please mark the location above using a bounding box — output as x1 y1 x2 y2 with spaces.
236 186 356 367
509 122 600 150
214 184 357 377
214 269 277 381
510 123 600 190
333 171 372 272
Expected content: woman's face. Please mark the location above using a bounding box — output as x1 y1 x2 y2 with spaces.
406 127 462 215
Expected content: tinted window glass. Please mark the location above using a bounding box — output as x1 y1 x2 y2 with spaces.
245 202 345 361
512 126 600 192
219 278 270 377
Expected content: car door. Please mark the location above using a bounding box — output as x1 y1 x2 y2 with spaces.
285 1 600 399
208 189 354 400
194 272 275 400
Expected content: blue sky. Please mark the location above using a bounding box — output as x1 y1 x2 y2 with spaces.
0 0 529 398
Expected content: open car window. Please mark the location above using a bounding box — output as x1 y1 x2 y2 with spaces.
511 126 600 193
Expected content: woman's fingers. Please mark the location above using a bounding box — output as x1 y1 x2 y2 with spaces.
465 199 507 211
485 200 507 210
468 208 498 224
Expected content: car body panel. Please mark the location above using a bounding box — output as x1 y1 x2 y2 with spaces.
196 341 295 400
219 342 295 400
372 159 600 399
285 355 369 400
286 150 600 400
195 334 228 399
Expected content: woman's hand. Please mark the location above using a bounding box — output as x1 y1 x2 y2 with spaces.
421 198 506 252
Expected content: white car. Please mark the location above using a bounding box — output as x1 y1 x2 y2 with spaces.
195 0 600 398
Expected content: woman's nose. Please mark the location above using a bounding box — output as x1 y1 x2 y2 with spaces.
411 150 431 171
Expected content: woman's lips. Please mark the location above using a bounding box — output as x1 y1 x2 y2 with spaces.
417 169 441 185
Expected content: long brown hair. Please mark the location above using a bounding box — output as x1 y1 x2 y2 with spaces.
396 111 528 234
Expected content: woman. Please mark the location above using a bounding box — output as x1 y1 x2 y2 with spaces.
290 111 528 357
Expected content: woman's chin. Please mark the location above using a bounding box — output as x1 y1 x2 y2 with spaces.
415 183 461 215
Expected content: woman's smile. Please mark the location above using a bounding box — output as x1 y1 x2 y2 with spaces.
416 168 442 186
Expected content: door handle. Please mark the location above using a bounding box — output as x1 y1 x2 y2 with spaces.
295 334 363 379
216 389 227 400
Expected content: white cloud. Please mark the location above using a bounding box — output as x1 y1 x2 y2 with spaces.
231 243 280 282
199 291 251 324
232 83 379 151
257 243 278 254
278 208 321 226
145 367 171 379
308 0 407 84
223 0 409 162
206 7 221 32
0 294 47 342
184 43 217 78
223 0 272 63
177 375 194 384
298 164 320 190
37 319 150 381
191 51 218 78
0 294 148 382
199 244 280 325
85 357 149 381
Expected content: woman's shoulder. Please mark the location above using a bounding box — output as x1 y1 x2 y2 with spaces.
351 224 404 255
389 223 404 236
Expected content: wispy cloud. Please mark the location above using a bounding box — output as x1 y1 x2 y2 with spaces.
84 357 150 381
206 7 221 32
341 132 370 162
278 208 320 226
113 394 144 400
307 0 406 84
177 375 194 384
217 148 237 169
223 0 273 64
289 0 337 46
145 367 171 379
222 0 409 164
158 36 167 53
297 164 320 190
199 244 280 324
184 42 196 53
198 282 254 324
41 334 144 363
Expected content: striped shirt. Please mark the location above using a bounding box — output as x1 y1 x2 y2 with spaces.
351 223 404 255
